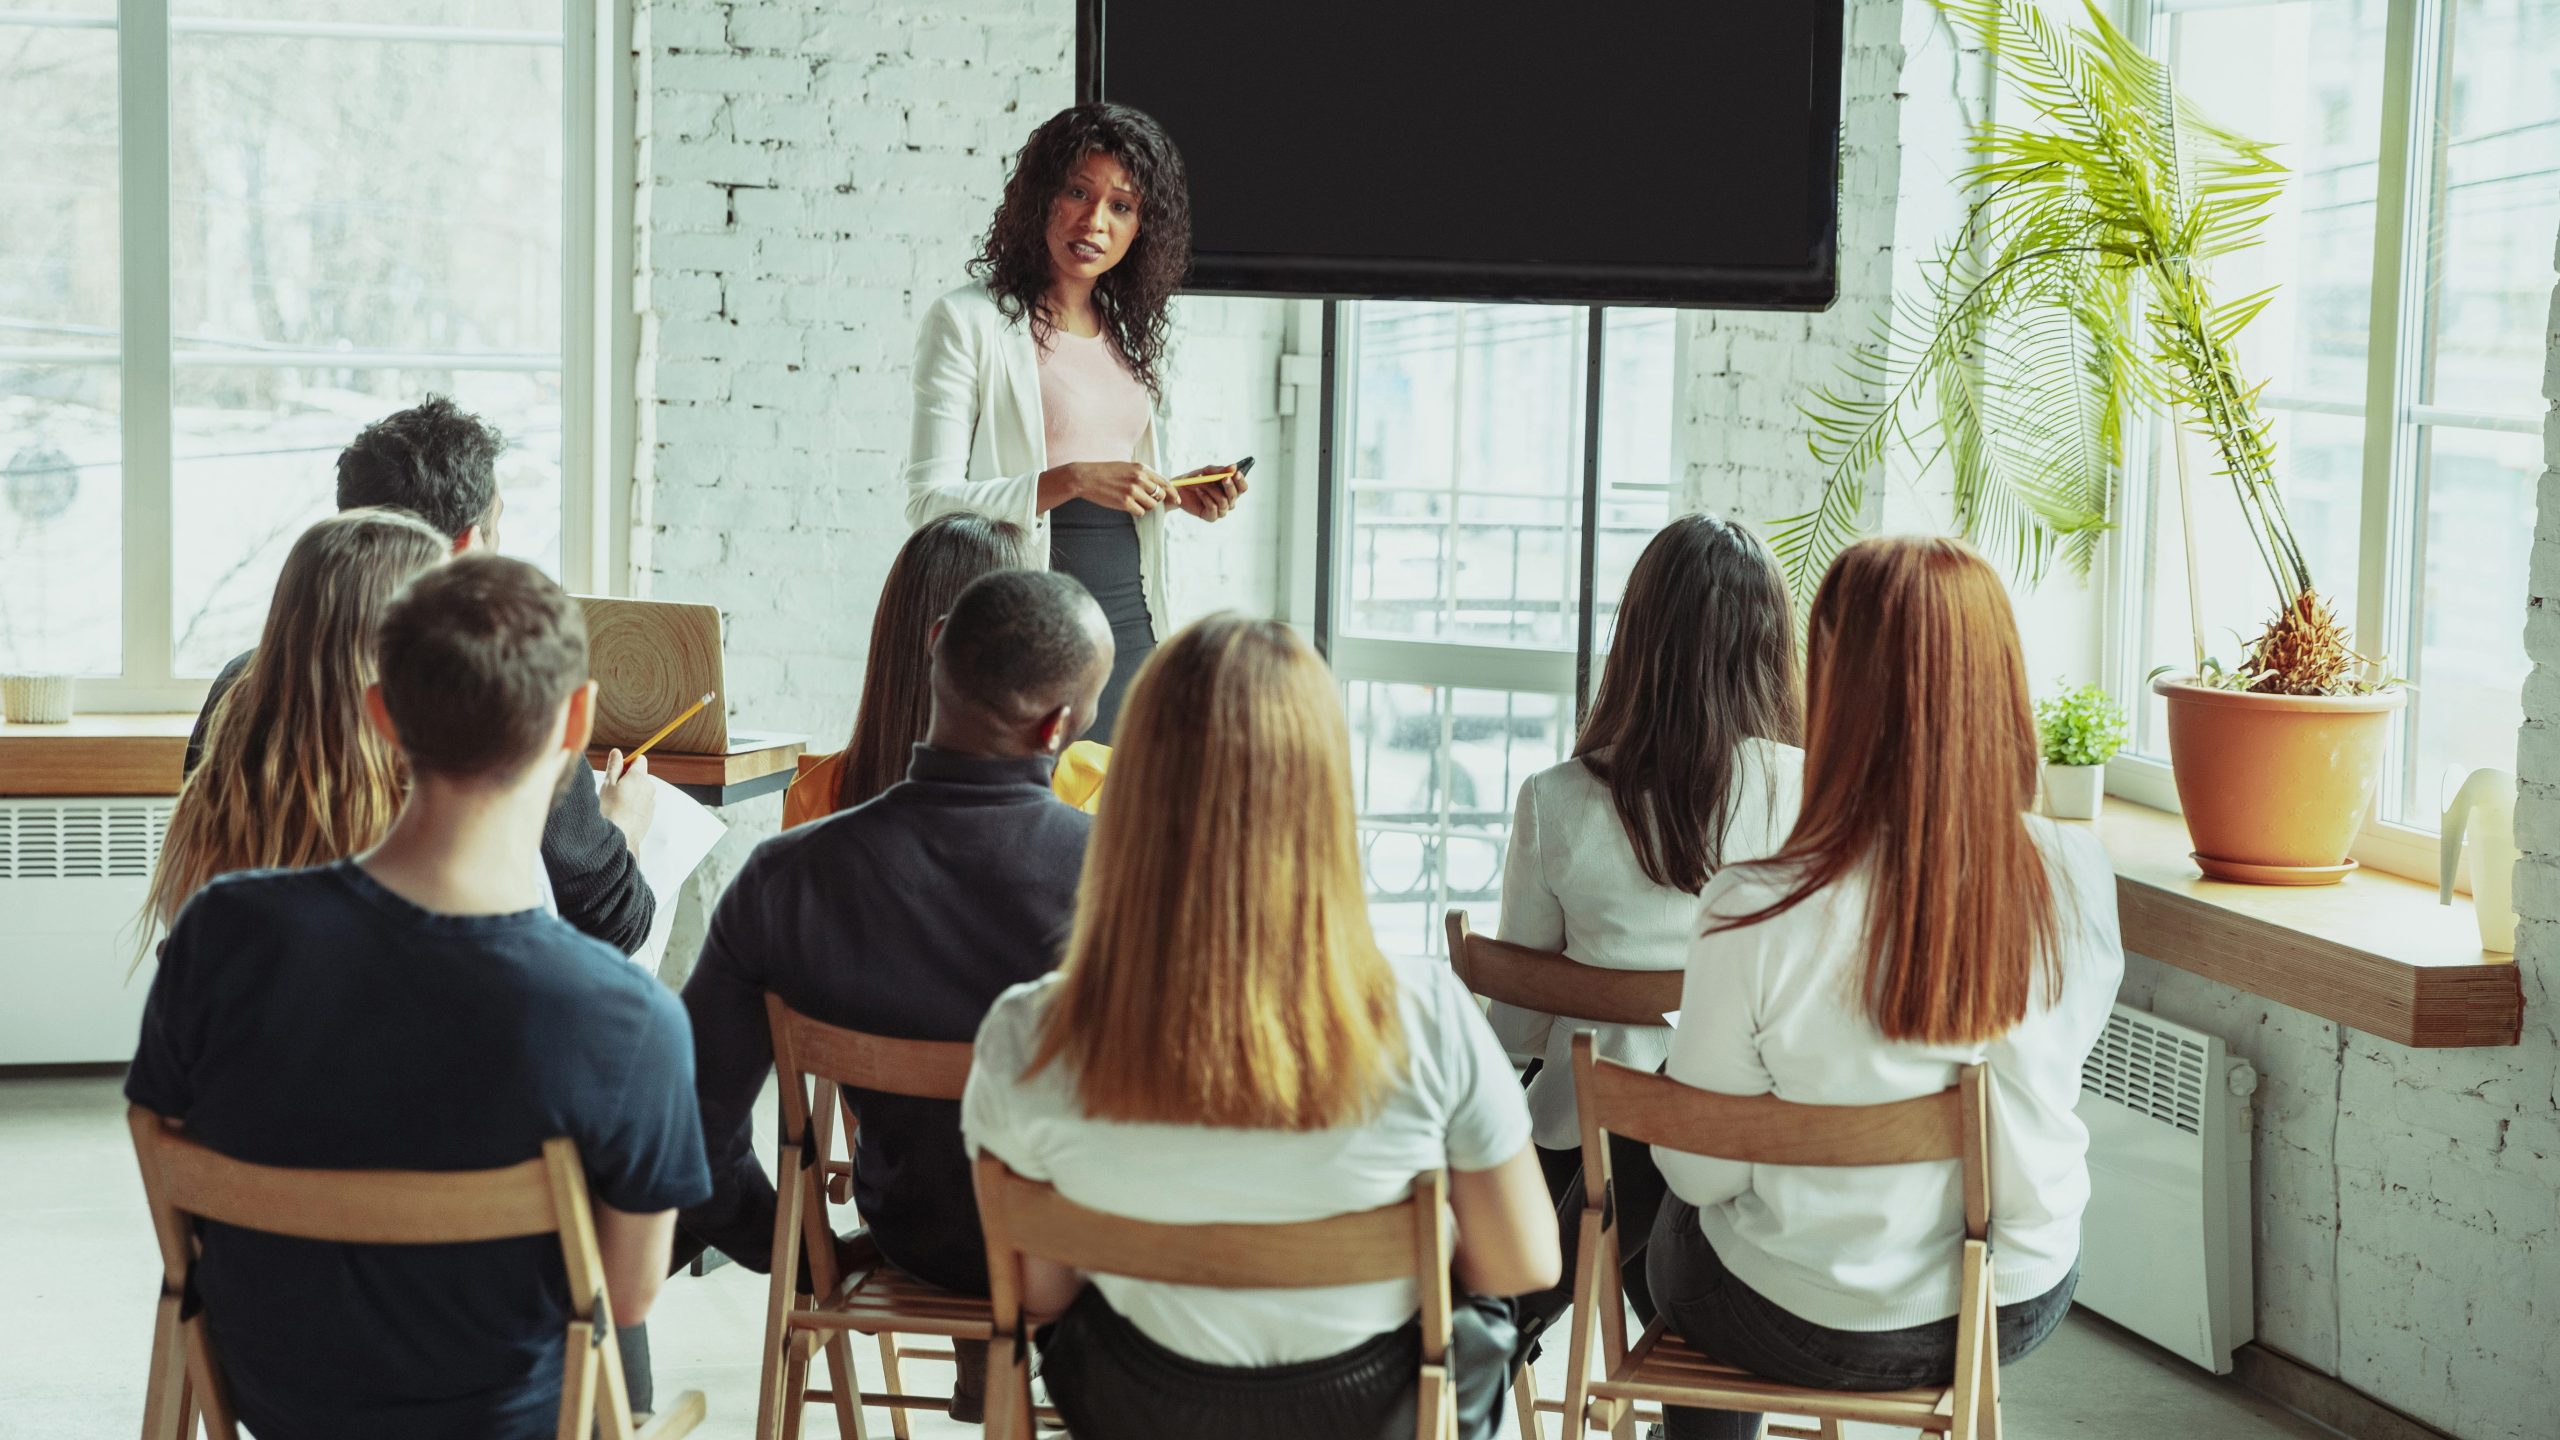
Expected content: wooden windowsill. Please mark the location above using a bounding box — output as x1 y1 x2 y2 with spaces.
2086 801 2523 1049
0 713 197 797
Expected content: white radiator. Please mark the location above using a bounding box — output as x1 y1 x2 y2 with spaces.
2072 1003 2258 1374
0 796 172 1065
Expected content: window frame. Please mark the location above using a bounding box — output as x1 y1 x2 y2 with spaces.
1308 298 1659 955
2105 0 2539 881
2 0 629 713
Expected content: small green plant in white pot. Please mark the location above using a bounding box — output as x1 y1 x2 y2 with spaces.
2036 683 2127 821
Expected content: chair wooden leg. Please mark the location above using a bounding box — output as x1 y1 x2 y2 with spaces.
1511 1360 1540 1440
560 1322 602 1440
635 1390 709 1440
984 1333 1034 1440
1416 1361 1451 1440
780 1340 812 1440
758 1146 811 1440
1818 1419 1847 1440
179 1315 237 1440
142 1294 191 1440
1560 1215 1603 1440
874 1331 910 1440
1948 1240 1991 1440
819 1334 867 1440
1977 1267 2003 1440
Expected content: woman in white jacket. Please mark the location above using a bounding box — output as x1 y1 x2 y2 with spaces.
904 102 1245 740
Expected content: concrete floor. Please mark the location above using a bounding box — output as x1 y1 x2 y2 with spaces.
2 1073 2344 1439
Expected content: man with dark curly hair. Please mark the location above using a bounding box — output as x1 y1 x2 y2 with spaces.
181 396 659 957
903 102 1251 743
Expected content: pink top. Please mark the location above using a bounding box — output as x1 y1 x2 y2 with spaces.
1037 328 1151 465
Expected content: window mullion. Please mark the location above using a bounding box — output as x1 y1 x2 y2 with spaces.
2354 0 2441 821
118 0 176 703
1573 308 1603 727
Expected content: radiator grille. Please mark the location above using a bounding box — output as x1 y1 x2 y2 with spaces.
0 799 174 879
2080 1007 2207 1134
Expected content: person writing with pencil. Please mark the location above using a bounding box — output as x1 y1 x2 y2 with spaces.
904 102 1246 741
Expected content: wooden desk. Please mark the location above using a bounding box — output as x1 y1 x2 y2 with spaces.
2091 802 2522 1049
0 714 196 796
588 735 805 808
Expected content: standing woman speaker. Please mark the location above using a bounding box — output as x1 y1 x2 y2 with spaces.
904 102 1246 743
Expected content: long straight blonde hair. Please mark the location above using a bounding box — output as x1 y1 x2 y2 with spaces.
140 509 450 934
1716 537 2061 1045
1026 615 1406 1129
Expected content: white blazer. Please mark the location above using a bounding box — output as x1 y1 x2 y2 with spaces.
903 281 1175 638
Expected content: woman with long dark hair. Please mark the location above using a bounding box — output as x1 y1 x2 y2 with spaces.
1490 514 1802 1347
1490 513 1803 1163
904 102 1246 742
782 514 1034 827
1643 537 2121 1439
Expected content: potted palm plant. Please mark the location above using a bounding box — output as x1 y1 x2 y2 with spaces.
1777 0 2401 884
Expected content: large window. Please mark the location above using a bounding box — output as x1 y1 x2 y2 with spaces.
2114 0 2555 847
1 0 603 705
1328 303 1676 957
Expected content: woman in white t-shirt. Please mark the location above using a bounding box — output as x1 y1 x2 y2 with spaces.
963 615 1559 1439
1644 537 2122 1440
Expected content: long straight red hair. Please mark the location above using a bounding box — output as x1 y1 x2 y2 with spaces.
1720 536 2060 1045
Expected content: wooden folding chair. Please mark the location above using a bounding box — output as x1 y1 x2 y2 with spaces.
761 994 1002 1440
126 1105 704 1440
1445 909 1679 1440
975 1153 1461 1440
1564 1033 2004 1440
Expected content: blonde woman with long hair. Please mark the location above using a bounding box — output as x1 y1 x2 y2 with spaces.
140 509 450 938
962 615 1558 1440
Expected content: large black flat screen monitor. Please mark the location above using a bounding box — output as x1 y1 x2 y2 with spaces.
1078 1 1845 310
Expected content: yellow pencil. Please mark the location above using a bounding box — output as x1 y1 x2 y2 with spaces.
627 691 715 761
1172 466 1238 488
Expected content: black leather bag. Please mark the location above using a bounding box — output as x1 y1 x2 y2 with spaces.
1036 1286 1520 1440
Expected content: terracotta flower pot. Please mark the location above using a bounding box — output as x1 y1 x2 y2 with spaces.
2151 678 2407 885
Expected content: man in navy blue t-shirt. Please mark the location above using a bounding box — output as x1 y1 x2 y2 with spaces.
127 554 710 1440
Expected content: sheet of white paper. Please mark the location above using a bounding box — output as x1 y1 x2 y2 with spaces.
629 773 726 977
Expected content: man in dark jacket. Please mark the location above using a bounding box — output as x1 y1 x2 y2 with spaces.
182 396 656 955
680 569 1112 1421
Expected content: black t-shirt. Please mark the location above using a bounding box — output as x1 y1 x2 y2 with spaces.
125 862 711 1440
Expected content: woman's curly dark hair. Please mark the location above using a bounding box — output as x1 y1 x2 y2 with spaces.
970 102 1191 400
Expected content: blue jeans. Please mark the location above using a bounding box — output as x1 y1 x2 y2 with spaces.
1643 1199 2078 1440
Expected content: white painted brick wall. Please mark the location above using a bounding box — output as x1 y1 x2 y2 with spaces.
1671 0 1911 532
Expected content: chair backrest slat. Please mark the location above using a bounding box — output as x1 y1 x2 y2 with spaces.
770 996 975 1101
1579 1042 1970 1169
1445 911 1681 1027
153 1136 560 1244
978 1156 1447 1291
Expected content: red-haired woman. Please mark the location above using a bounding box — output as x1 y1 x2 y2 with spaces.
1643 537 2123 1439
